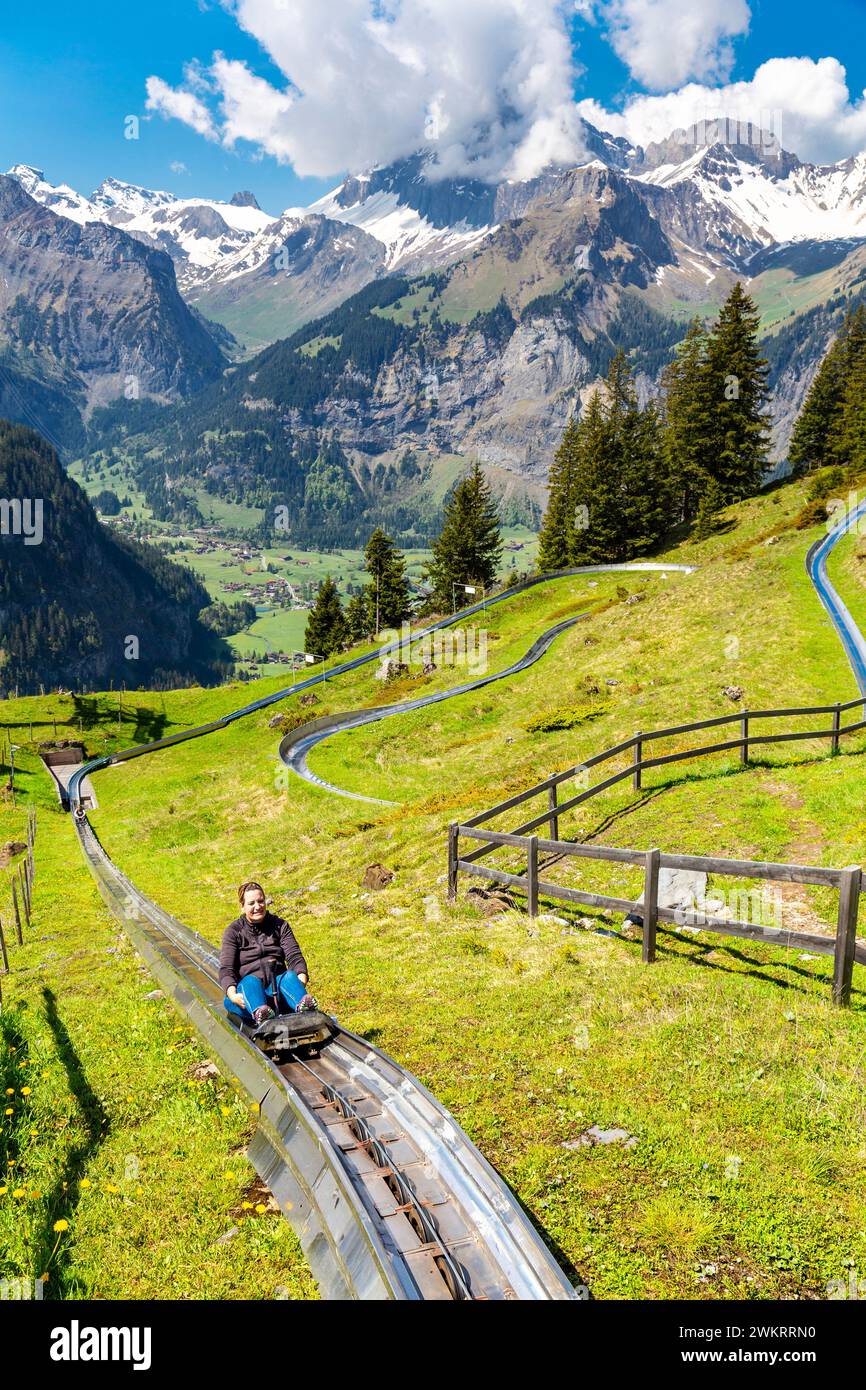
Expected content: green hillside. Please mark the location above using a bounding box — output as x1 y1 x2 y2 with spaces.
3 470 866 1299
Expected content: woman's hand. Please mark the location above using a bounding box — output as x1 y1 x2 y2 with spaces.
227 986 245 1007
297 974 308 986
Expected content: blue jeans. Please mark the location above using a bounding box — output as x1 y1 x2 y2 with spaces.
224 970 307 1022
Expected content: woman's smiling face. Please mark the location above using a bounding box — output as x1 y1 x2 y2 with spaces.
243 886 267 923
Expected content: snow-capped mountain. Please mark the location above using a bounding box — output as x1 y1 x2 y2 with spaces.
5 166 277 290
637 137 866 246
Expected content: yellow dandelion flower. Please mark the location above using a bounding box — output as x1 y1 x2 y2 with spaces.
255 1203 266 1214
4 1108 12 1116
221 1106 230 1116
30 1129 38 1137
13 1188 25 1199
104 1184 119 1194
21 1087 31 1096
126 1096 133 1102
80 1178 91 1189
30 1190 41 1199
4 1088 12 1095
241 1201 253 1210
53 1219 69 1233
0 1186 7 1196
226 1170 236 1180
250 1102 260 1114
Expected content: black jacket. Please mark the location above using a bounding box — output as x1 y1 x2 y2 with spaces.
219 912 308 992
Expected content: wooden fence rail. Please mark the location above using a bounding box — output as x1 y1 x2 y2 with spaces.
448 825 864 1006
448 693 866 1006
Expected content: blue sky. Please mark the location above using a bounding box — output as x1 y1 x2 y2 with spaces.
1 0 864 214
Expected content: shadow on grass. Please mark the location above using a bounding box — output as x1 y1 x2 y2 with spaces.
32 986 109 1297
0 1011 28 1182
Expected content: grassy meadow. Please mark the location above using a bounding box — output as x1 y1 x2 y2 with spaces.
2 470 866 1300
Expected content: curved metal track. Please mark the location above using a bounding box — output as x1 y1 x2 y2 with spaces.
806 502 866 693
280 612 589 802
67 563 691 809
63 562 691 1300
77 815 576 1300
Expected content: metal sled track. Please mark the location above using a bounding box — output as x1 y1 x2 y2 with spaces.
76 817 577 1301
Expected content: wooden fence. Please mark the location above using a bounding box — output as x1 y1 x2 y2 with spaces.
447 695 866 1006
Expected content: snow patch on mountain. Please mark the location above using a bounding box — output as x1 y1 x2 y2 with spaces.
639 147 866 244
306 184 494 269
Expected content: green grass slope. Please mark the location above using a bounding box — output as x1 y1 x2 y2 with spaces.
3 471 866 1300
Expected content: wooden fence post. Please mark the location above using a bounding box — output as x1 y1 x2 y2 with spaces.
832 704 841 756
447 822 459 902
642 848 661 964
18 866 30 931
527 836 539 920
11 881 22 946
547 777 559 842
833 866 861 1006
633 733 642 791
740 711 749 766
0 915 8 973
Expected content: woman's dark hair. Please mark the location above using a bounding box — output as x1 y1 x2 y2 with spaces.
238 880 265 906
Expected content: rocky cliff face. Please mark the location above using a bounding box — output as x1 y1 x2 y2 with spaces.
0 176 227 448
0 420 226 693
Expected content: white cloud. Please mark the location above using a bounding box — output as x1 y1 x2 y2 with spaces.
169 160 189 175
145 0 587 182
598 0 751 90
578 57 866 164
145 76 217 140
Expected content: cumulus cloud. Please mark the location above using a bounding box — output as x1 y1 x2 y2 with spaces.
145 0 587 182
577 56 866 164
145 76 217 140
598 0 751 90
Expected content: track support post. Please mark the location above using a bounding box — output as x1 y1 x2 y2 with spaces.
633 734 642 791
832 704 841 755
642 848 661 964
833 866 861 1007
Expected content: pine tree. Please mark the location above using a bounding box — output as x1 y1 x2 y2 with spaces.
841 340 866 472
363 526 412 631
344 590 371 643
571 390 621 563
699 282 771 501
538 416 580 571
693 477 726 539
304 575 348 657
789 305 866 474
661 317 710 521
424 460 503 611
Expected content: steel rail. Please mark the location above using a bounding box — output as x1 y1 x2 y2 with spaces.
67 562 691 810
279 612 589 801
75 815 577 1301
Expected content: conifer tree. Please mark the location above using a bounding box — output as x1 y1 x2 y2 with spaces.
571 390 621 563
699 282 771 501
790 305 866 474
363 526 412 631
424 460 503 611
304 575 348 657
841 339 866 472
661 317 710 521
344 590 371 643
538 416 580 571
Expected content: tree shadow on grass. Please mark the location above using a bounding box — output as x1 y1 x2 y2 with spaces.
31 986 109 1297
